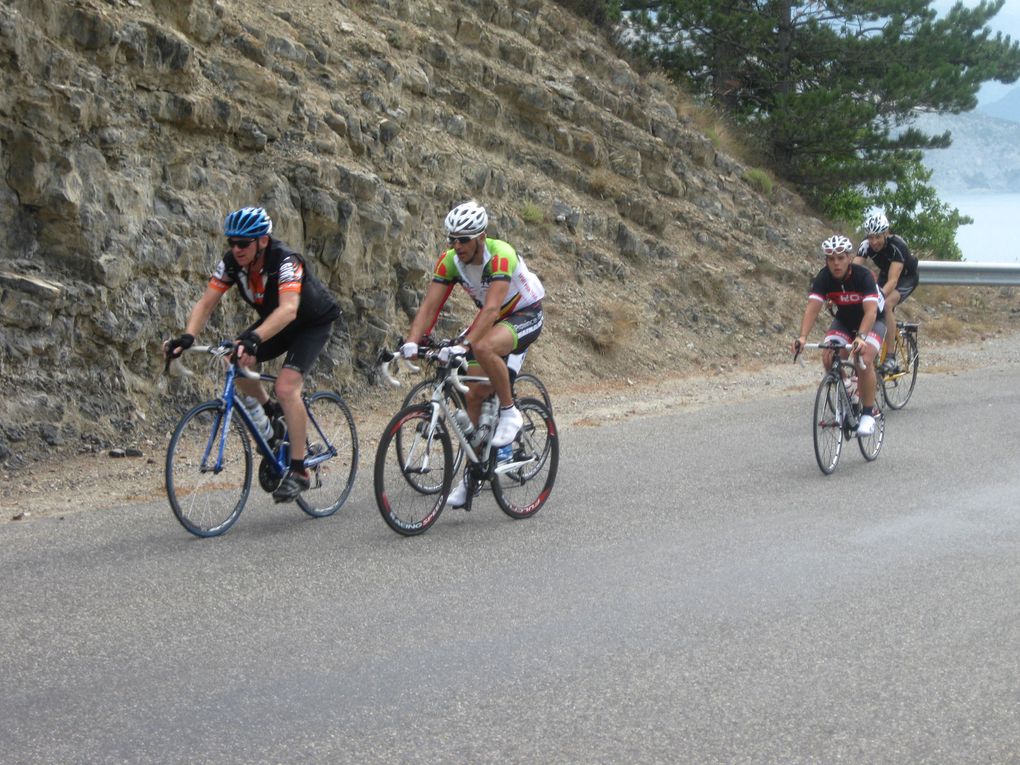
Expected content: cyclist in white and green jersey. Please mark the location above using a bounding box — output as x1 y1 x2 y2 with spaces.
402 200 545 507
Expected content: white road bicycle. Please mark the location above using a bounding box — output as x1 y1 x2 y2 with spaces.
374 344 558 536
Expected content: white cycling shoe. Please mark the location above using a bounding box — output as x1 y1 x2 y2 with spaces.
491 406 523 447
856 413 876 437
446 478 468 507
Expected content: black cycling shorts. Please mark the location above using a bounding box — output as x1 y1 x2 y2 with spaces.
246 319 334 375
499 304 543 354
891 272 919 303
464 305 544 379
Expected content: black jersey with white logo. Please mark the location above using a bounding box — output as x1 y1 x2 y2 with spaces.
808 263 883 331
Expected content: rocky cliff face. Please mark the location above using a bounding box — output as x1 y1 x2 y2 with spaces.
0 0 826 465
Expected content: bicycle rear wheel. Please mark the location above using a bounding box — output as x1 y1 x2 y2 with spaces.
375 405 454 535
493 397 558 519
857 406 886 461
881 331 919 410
166 401 252 537
297 391 359 518
400 381 464 493
513 372 553 415
812 376 844 475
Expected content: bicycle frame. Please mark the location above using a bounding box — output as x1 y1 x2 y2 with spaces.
186 344 335 478
382 351 537 478
800 341 865 433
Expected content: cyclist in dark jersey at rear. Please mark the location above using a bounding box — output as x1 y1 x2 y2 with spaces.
794 235 885 437
164 207 341 503
855 212 918 373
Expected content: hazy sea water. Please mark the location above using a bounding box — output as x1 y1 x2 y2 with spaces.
943 192 1020 263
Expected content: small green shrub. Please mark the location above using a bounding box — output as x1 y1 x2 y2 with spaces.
520 200 545 225
743 167 773 196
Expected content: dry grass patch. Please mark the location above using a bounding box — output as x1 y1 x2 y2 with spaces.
579 299 640 356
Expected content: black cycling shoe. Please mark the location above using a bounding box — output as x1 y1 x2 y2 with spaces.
273 469 310 503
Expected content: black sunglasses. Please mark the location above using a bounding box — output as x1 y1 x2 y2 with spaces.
227 238 255 249
448 235 475 245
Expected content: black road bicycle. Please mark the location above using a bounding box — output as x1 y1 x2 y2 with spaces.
797 339 886 475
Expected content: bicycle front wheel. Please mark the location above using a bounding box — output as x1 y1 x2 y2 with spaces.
400 380 464 491
297 391 359 518
166 401 253 537
857 407 886 461
493 397 559 519
881 332 919 410
812 376 844 475
514 373 553 415
375 405 454 535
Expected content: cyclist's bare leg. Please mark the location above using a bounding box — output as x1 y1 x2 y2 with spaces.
235 377 269 408
884 290 900 333
275 367 306 464
236 359 269 405
471 324 515 408
465 381 491 424
857 342 880 409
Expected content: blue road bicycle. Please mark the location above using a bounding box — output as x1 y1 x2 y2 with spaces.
165 342 358 537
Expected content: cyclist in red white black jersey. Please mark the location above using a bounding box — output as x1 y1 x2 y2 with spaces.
401 200 545 508
794 235 886 437
854 212 918 373
164 207 341 503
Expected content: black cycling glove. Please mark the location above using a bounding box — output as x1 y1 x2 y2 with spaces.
166 333 194 358
236 330 261 358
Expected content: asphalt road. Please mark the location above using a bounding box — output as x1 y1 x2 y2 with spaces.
2 365 1018 764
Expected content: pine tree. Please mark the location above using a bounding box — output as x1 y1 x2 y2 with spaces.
624 0 1020 257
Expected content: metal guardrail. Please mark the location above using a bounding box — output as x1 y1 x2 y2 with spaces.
918 260 1020 286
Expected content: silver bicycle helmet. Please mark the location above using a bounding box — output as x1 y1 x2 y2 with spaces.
821 234 854 257
863 212 889 236
444 201 488 237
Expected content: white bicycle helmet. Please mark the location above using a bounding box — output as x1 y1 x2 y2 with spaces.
444 201 488 237
821 234 854 257
863 212 889 236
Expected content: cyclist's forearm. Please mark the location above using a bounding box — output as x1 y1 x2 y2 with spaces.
858 304 879 338
408 283 450 342
249 294 299 341
184 289 221 337
798 301 822 339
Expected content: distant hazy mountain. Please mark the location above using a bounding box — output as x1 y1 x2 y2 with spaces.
916 110 1020 193
978 86 1020 123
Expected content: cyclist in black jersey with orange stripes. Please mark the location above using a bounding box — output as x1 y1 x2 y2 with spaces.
794 235 886 437
164 207 341 503
854 212 918 373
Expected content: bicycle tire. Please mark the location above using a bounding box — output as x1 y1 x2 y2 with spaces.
812 375 844 475
513 373 553 415
296 391 359 518
375 404 454 535
166 400 253 537
493 397 559 518
881 331 919 410
857 407 885 461
399 380 465 492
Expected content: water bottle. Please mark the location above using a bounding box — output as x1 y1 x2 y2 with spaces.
496 444 513 463
451 409 475 441
472 398 498 448
241 395 273 440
